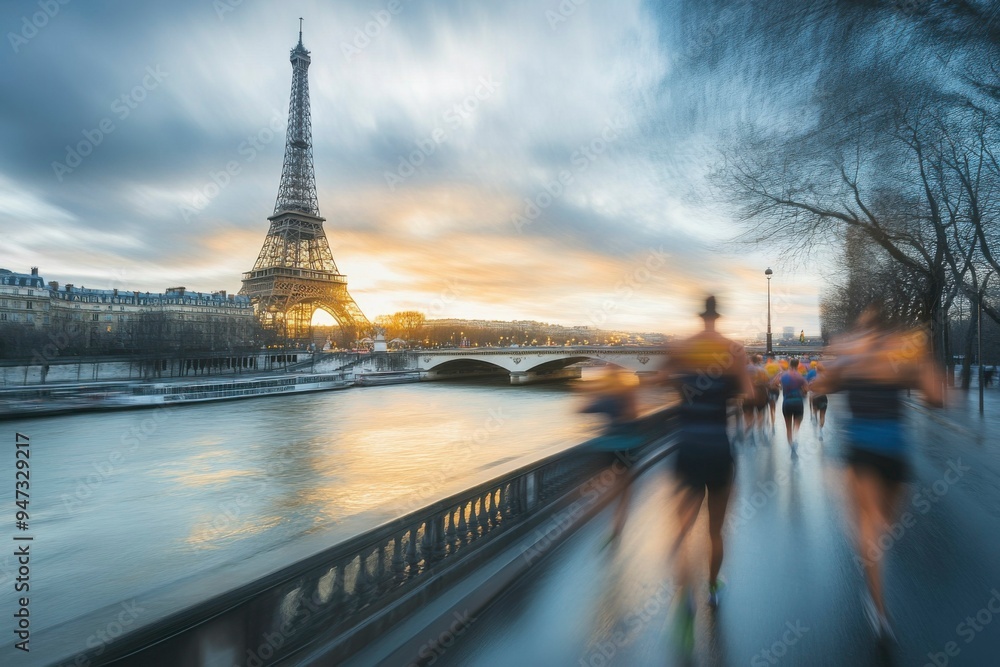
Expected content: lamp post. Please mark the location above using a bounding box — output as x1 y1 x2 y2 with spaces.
765 267 773 355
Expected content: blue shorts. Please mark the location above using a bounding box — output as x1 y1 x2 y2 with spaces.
845 418 907 457
843 417 911 481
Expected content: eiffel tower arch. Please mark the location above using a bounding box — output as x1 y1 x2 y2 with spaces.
241 24 369 343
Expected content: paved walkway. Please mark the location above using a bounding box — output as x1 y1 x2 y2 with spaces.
436 390 1000 666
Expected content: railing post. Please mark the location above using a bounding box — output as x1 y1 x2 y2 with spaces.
357 550 374 603
432 514 446 561
457 502 468 541
375 544 387 593
333 563 346 606
525 471 538 512
392 534 406 583
467 499 480 537
406 527 419 576
487 490 499 528
420 519 434 564
477 492 490 531
445 508 458 555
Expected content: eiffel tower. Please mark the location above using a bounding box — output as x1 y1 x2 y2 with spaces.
241 22 369 341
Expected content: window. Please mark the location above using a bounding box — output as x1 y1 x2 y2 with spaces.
91 313 99 321
26 301 32 309
0 313 6 321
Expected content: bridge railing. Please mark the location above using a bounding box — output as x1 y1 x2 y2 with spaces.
55 407 678 666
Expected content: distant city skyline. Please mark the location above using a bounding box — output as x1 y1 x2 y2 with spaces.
0 0 828 338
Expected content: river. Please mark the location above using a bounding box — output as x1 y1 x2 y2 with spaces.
0 373 671 638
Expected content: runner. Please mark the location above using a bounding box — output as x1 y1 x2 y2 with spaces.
661 296 751 658
772 358 808 454
741 354 769 444
808 362 829 439
805 361 819 423
810 306 943 642
578 366 642 547
764 354 781 432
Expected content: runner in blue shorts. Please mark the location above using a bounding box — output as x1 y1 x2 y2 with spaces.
811 306 943 642
772 358 808 454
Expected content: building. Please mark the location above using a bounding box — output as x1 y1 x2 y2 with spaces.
0 268 49 328
1 267 255 355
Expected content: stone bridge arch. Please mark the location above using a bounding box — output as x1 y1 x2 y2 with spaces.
414 347 666 384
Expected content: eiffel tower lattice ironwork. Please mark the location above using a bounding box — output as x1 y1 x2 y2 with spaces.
241 23 369 341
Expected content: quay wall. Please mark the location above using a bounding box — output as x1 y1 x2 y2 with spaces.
0 351 318 386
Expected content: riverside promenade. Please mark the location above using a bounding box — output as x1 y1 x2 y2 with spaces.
429 389 1000 666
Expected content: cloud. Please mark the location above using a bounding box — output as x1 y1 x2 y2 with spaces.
0 0 826 335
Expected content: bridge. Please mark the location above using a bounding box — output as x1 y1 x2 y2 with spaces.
17 387 1000 666
322 345 827 386
414 347 668 384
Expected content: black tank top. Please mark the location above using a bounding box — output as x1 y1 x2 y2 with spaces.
676 373 741 425
843 380 905 421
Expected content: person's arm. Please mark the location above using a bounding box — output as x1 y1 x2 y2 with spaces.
809 358 843 395
917 358 944 408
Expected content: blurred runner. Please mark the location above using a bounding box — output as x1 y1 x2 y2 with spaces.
578 366 642 547
772 358 808 454
661 296 751 659
764 354 781 431
741 354 769 444
807 361 829 439
811 305 943 643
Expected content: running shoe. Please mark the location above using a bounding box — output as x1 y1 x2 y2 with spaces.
862 592 878 628
879 614 898 644
861 591 891 640
708 576 726 608
672 590 696 659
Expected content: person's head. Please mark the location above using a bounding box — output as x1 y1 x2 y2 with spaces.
699 296 721 331
810 361 818 368
753 354 762 364
856 302 887 331
789 358 799 370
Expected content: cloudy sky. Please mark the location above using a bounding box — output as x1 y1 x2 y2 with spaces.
0 0 826 338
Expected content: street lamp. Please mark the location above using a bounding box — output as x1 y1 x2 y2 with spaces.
765 267 773 355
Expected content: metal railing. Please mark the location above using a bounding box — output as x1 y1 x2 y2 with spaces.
51 408 678 667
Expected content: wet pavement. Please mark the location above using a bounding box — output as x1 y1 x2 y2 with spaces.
437 389 1000 666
